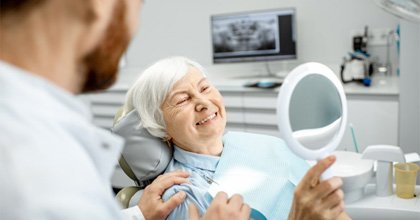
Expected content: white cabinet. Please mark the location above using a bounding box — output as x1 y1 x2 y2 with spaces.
220 91 245 132
340 94 399 152
221 90 280 137
78 88 127 130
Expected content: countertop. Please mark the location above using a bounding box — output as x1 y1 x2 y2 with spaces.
345 184 420 219
109 75 399 96
211 75 399 96
343 76 399 96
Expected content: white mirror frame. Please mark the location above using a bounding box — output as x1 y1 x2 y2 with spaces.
277 62 348 161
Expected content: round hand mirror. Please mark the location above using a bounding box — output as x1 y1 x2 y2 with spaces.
277 62 348 179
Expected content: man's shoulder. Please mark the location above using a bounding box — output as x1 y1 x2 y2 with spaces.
0 103 77 148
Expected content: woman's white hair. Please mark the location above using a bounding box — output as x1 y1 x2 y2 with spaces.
118 56 207 139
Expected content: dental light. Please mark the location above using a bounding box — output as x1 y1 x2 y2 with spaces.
374 0 420 23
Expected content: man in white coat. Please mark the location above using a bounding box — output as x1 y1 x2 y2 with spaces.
0 0 249 219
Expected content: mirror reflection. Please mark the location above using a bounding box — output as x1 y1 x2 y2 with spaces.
289 74 343 150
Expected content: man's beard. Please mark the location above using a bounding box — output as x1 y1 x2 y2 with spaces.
81 1 130 93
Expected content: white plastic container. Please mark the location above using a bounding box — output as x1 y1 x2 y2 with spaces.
331 151 374 203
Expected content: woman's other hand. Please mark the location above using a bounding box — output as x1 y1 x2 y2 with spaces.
288 155 347 220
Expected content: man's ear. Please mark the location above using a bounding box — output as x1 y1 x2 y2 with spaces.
87 0 115 24
66 0 114 25
75 0 116 55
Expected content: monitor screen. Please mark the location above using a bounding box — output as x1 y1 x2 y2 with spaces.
211 8 296 63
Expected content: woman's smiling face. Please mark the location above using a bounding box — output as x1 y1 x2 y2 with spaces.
161 67 226 154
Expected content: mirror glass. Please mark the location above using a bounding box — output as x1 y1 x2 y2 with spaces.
289 74 343 150
277 62 348 172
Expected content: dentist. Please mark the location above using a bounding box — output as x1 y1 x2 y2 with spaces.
0 0 247 219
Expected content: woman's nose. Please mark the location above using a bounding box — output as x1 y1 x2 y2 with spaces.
195 103 208 112
195 98 210 112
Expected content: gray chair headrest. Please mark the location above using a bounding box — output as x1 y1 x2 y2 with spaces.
112 110 172 185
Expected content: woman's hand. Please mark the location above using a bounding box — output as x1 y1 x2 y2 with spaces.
137 171 189 220
288 155 347 220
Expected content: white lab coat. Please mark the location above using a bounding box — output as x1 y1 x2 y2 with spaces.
0 61 144 220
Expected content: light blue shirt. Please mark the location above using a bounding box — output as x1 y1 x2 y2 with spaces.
162 131 309 220
162 146 219 220
0 61 143 220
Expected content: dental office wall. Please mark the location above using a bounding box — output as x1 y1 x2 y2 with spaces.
399 21 420 156
116 1 420 154
121 0 399 81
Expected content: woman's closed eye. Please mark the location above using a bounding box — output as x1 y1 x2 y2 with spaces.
200 85 211 93
176 96 190 105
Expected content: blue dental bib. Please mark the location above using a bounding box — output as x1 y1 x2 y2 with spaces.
207 131 309 220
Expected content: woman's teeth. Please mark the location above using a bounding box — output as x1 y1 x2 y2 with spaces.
197 113 217 125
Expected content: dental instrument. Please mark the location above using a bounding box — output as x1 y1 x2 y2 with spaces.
349 123 360 153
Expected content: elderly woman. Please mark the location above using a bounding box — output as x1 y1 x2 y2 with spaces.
120 57 349 220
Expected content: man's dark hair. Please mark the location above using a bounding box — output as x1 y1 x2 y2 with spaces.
1 0 46 16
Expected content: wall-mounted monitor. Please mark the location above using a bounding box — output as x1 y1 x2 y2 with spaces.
211 8 296 64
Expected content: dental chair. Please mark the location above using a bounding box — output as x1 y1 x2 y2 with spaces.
112 108 172 208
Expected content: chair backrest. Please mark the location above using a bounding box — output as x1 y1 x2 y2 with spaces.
111 108 172 188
